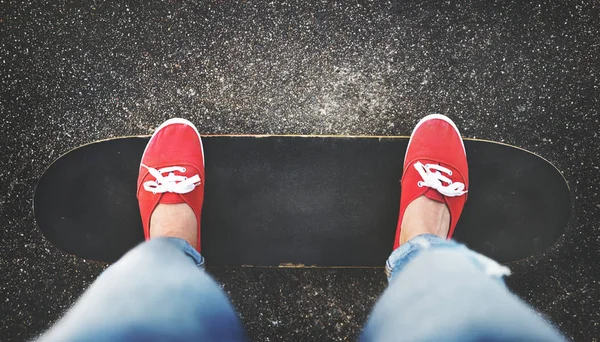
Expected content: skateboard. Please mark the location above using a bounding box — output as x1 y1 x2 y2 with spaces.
34 135 570 266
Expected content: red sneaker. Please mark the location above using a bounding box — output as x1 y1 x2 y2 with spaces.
137 118 205 252
393 114 469 250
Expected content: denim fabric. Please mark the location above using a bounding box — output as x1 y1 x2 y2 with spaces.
362 234 566 342
165 237 205 268
38 238 247 342
39 234 566 342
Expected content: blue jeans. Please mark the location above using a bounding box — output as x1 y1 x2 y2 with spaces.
39 238 247 342
40 236 565 341
361 234 565 342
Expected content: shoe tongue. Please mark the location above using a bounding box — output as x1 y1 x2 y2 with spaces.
423 188 445 203
158 192 185 204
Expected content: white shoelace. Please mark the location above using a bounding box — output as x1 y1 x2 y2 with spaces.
141 164 201 194
413 161 467 197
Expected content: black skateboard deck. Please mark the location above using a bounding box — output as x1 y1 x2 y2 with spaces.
34 136 570 266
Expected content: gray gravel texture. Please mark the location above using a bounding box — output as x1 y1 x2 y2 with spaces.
2 0 599 341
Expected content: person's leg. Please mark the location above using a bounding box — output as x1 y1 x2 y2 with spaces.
361 115 565 341
39 238 246 342
361 233 565 341
40 119 247 341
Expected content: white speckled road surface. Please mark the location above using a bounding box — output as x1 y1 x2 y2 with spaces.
1 1 599 340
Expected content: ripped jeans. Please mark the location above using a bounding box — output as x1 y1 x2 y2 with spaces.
39 236 565 341
361 234 565 341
